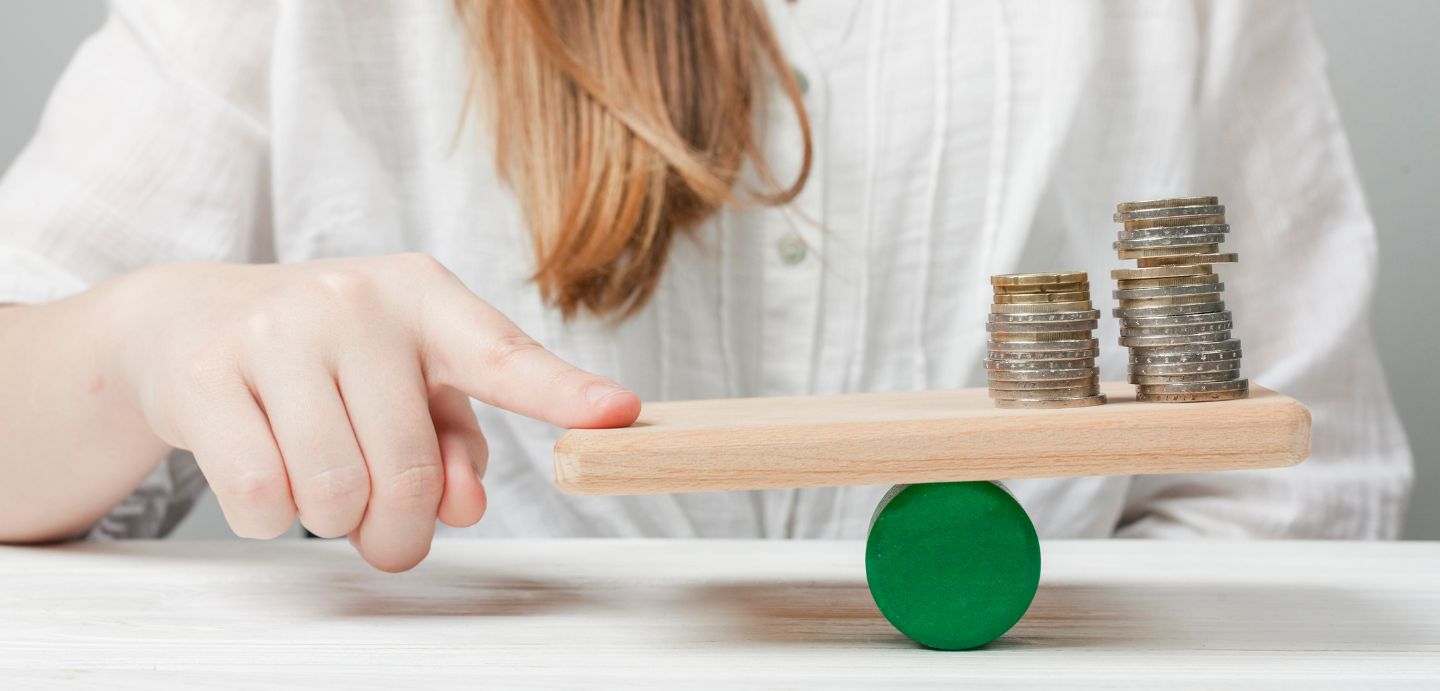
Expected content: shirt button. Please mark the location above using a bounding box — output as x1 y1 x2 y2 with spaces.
777 234 808 265
792 66 809 95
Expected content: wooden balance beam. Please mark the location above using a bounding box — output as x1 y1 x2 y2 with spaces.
553 381 1310 496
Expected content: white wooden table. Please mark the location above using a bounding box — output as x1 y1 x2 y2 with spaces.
2 540 1437 689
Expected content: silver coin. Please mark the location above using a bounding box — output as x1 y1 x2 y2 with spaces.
1120 331 1231 348
1113 301 1227 319
1113 283 1225 300
1128 359 1243 375
988 339 1100 352
1137 379 1250 394
1129 370 1242 385
984 358 1097 371
1117 224 1230 241
1117 196 1218 213
1120 310 1233 328
989 384 1101 400
990 348 1101 361
1113 234 1227 250
993 394 1108 409
988 376 1099 390
1113 204 1225 222
986 319 1099 333
1136 389 1249 403
1123 216 1226 233
1130 352 1243 367
987 310 1101 323
1112 264 1214 280
988 367 1099 381
1126 338 1242 356
992 300 1094 314
1120 321 1232 337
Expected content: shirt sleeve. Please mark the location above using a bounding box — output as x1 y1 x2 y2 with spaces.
0 0 276 538
0 0 275 304
1114 0 1413 538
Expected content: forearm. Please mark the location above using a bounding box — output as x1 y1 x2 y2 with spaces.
0 282 171 543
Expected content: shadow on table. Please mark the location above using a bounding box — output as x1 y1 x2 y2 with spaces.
685 581 1434 652
690 581 909 647
995 582 1436 652
319 573 600 618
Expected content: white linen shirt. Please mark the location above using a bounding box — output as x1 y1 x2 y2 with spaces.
0 0 1412 540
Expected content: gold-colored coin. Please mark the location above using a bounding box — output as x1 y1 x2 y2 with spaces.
1123 214 1226 231
1111 265 1214 280
988 338 1099 352
1117 293 1221 308
1128 370 1241 385
1137 379 1250 394
991 330 1095 342
1136 253 1240 268
1116 196 1218 213
990 271 1087 286
993 394 1107 409
991 300 1094 314
993 281 1089 294
993 291 1090 304
1116 273 1220 289
1116 244 1220 260
985 320 1099 333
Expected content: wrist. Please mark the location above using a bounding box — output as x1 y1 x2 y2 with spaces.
88 267 172 450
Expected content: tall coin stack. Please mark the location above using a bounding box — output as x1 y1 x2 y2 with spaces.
1111 196 1248 402
985 272 1107 409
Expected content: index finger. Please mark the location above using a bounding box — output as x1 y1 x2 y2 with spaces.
416 285 640 430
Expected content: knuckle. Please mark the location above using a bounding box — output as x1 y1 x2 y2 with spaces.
376 460 445 508
242 308 279 343
302 465 370 511
485 331 544 370
176 354 237 400
303 269 376 311
223 469 291 513
391 252 451 280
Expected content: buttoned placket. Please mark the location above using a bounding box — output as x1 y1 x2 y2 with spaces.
759 15 827 399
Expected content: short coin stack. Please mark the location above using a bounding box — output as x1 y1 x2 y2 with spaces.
985 272 1107 409
1111 196 1248 402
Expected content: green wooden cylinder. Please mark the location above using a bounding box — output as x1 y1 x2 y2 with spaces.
865 481 1041 650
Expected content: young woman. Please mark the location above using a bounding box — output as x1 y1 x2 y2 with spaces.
0 0 1412 571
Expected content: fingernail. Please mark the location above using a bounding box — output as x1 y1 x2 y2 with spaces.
585 383 627 407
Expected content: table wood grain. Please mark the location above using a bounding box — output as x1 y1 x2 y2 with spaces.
555 382 1311 496
2 540 1436 689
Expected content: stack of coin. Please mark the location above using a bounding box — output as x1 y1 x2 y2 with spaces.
985 272 1107 409
1111 196 1248 402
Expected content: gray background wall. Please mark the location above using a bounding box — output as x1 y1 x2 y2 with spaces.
3 1 1437 539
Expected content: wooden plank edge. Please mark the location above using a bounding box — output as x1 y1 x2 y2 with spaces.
554 384 1312 497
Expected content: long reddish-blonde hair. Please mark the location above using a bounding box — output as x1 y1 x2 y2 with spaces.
456 0 812 319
